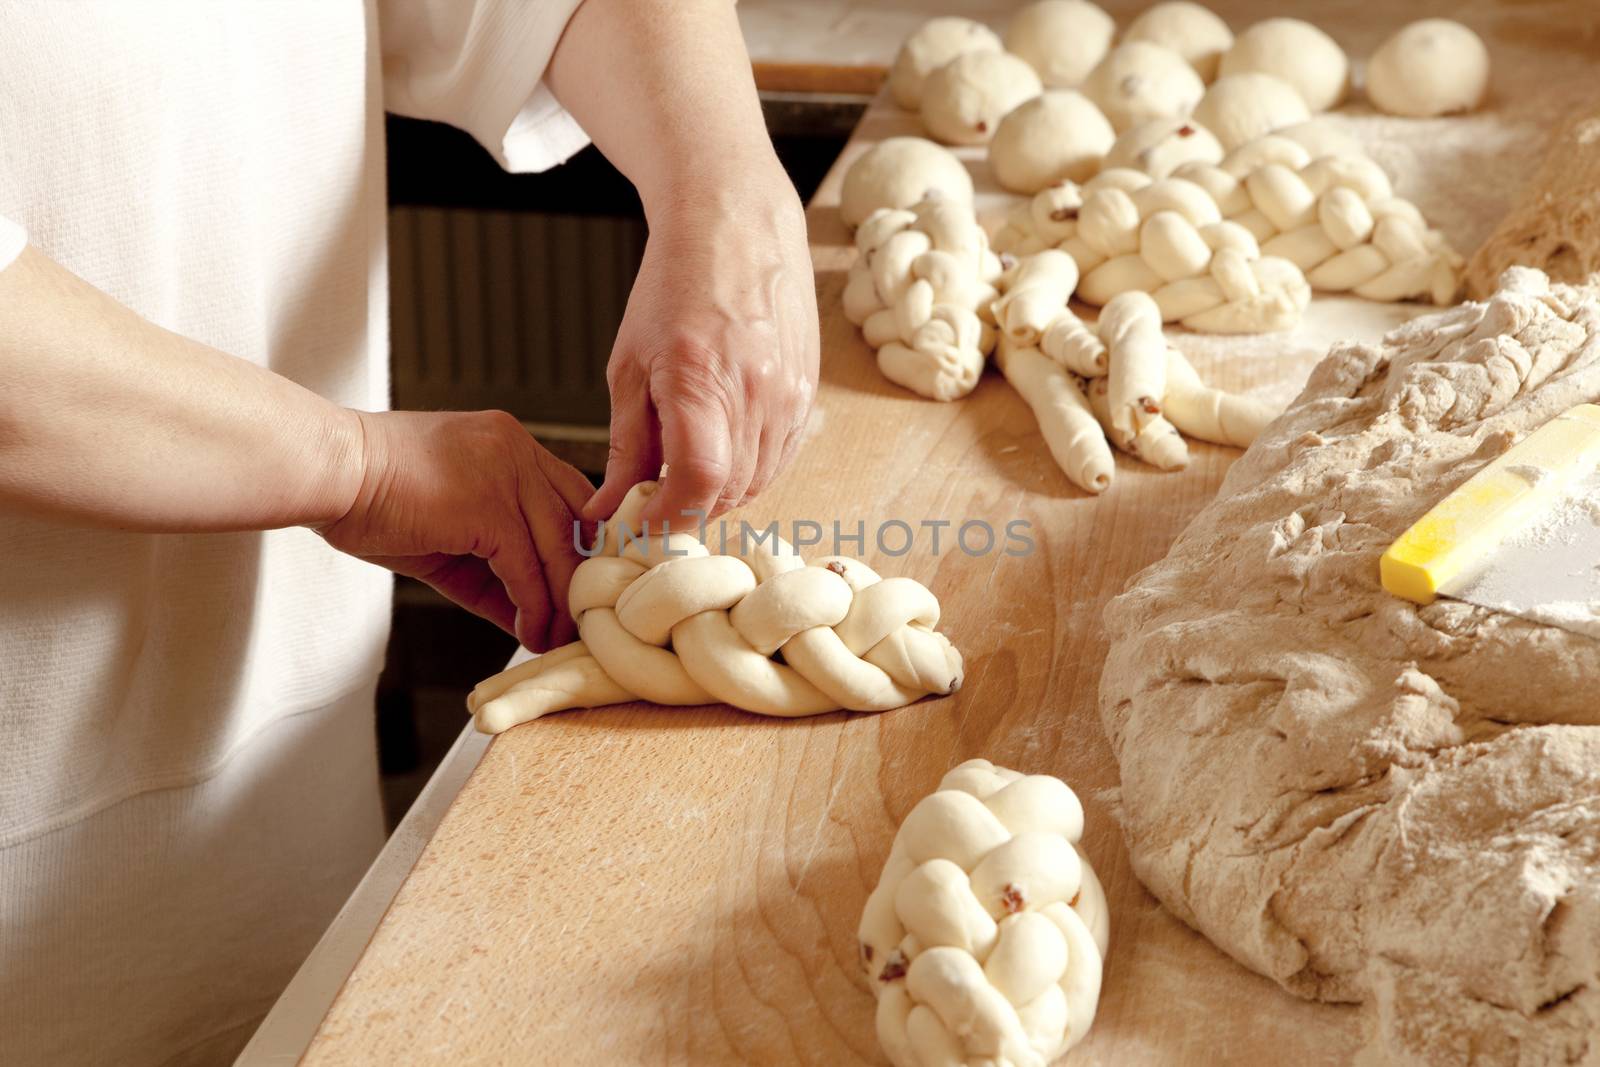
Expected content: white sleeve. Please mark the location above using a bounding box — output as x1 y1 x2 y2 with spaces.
379 0 591 174
0 215 25 273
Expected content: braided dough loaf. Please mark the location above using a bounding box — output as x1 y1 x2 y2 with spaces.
845 195 1003 401
890 17 1004 111
1101 268 1600 1065
860 759 1110 1067
992 167 1312 334
470 482 963 733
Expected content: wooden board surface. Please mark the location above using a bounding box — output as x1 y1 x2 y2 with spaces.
298 132 1374 1067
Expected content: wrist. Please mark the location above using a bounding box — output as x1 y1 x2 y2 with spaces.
303 405 370 530
639 150 799 227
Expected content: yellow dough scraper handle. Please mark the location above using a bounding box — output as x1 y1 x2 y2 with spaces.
1381 404 1600 605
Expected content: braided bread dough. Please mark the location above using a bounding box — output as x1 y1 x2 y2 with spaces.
1219 18 1349 112
890 17 1004 110
1122 1 1234 82
1101 269 1600 1065
845 196 1002 400
860 759 1109 1067
469 482 963 733
841 137 975 229
921 51 1042 146
1366 19 1490 118
992 168 1312 333
1171 135 1464 304
1003 0 1113 89
1082 41 1205 133
989 91 1115 194
1192 72 1309 151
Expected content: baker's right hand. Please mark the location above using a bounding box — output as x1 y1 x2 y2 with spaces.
316 409 594 652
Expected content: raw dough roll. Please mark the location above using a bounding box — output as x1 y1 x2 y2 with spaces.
841 137 975 228
1219 17 1348 112
890 17 1005 111
860 759 1110 1067
469 482 964 733
1082 41 1205 133
1192 72 1311 151
992 249 1080 346
1105 116 1224 178
1122 1 1234 82
921 51 1044 146
1366 19 1490 118
996 339 1114 494
1004 0 1114 89
989 90 1115 193
1161 347 1280 447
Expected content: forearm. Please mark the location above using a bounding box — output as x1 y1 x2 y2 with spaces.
547 0 783 213
0 247 362 532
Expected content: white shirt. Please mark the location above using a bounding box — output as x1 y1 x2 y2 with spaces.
0 4 586 1063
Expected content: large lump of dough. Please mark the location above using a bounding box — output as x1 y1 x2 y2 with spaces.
1100 267 1600 1065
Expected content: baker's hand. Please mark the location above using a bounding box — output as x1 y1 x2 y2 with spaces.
584 167 819 526
317 410 594 652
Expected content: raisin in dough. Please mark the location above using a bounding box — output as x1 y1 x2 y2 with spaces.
1366 19 1490 119
890 17 1005 111
1122 1 1234 82
1004 0 1114 89
1082 41 1205 133
989 91 1115 193
1101 268 1600 1066
841 137 975 228
1219 18 1349 112
921 51 1044 146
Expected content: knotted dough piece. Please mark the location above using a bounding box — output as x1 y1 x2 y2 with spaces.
992 167 1312 334
469 482 964 733
860 759 1110 1067
844 195 1003 401
1172 134 1464 304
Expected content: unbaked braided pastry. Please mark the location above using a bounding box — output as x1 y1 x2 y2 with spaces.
992 168 1312 334
469 482 964 733
860 759 1110 1067
1170 135 1464 305
844 195 1004 401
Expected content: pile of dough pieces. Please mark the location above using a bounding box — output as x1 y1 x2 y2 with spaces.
843 200 1279 492
860 759 1109 1067
469 480 963 732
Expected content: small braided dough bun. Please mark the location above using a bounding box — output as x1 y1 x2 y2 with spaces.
1082 42 1204 133
841 137 974 228
845 196 1003 401
1004 0 1114 89
469 483 964 733
1219 18 1348 113
989 91 1115 193
1105 116 1223 178
1172 135 1465 304
1162 347 1280 447
922 51 1043 146
1192 72 1310 151
860 759 1110 1067
996 339 1114 494
1366 19 1490 118
890 17 1005 111
1122 1 1234 82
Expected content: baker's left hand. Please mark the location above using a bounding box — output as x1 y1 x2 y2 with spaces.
584 165 819 526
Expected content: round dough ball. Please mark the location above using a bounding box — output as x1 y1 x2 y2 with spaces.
839 137 974 228
1082 41 1205 133
889 17 1005 111
1004 0 1115 88
1219 18 1349 112
1366 19 1490 118
1123 2 1234 82
1192 72 1311 150
921 51 1044 146
989 90 1116 192
1105 116 1223 178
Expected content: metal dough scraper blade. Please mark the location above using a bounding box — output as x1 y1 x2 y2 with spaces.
1381 404 1600 640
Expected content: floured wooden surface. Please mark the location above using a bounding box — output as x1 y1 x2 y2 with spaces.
298 6 1599 1065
